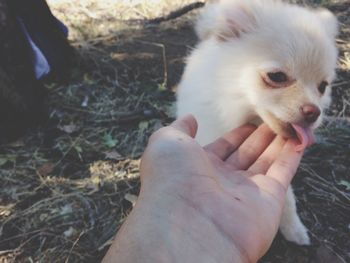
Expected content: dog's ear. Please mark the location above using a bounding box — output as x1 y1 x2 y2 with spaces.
316 8 338 38
221 3 257 40
195 1 257 41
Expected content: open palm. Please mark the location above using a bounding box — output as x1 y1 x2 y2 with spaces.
104 115 303 263
140 115 303 262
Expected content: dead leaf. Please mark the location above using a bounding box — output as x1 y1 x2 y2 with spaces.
9 139 25 147
0 205 13 216
58 123 80 134
153 119 164 132
81 95 89 107
0 158 9 167
138 121 149 130
39 213 49 221
37 163 55 176
124 193 138 206
59 204 73 216
105 150 124 160
91 175 101 185
0 155 15 167
102 133 118 148
63 226 76 238
338 180 350 190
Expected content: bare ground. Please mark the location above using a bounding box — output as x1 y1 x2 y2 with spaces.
0 1 349 262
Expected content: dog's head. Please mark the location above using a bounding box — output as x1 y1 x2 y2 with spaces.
197 0 338 144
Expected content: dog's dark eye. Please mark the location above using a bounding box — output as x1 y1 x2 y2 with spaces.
267 72 288 83
318 81 328 95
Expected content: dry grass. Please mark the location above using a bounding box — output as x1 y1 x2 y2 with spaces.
0 0 349 262
48 0 205 40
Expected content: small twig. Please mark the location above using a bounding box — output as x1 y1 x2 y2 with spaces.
301 165 350 202
64 230 86 263
117 1 205 26
331 80 350 88
326 2 350 13
146 2 205 24
323 116 350 126
80 6 99 19
91 108 167 125
97 237 114 252
54 134 82 168
135 40 168 87
0 249 18 256
308 231 348 263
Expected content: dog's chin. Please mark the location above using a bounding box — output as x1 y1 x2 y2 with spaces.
259 111 297 139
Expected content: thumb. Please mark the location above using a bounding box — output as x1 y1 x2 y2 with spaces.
170 114 198 138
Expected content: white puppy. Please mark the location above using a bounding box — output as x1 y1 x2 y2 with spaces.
177 0 338 245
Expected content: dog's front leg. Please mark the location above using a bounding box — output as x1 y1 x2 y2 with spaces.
279 186 311 245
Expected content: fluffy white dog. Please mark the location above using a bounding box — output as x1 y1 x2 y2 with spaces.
176 0 338 245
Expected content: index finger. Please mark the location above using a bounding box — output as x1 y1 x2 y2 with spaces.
225 124 276 169
204 124 257 160
170 114 198 138
266 138 304 189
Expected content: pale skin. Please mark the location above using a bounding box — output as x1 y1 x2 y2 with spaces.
102 115 304 263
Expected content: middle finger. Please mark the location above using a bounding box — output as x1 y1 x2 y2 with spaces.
225 124 276 170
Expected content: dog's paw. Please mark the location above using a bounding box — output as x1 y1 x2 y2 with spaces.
280 218 311 245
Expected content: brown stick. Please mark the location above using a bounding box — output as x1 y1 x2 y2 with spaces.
146 2 205 24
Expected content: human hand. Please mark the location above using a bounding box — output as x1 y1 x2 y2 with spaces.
103 115 303 263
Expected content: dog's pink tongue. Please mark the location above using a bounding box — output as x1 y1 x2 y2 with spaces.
291 124 315 152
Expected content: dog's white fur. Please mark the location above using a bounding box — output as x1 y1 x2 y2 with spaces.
177 0 338 245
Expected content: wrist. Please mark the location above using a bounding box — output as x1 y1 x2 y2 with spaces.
105 193 248 263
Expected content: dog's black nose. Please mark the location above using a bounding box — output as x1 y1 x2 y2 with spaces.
301 104 320 123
